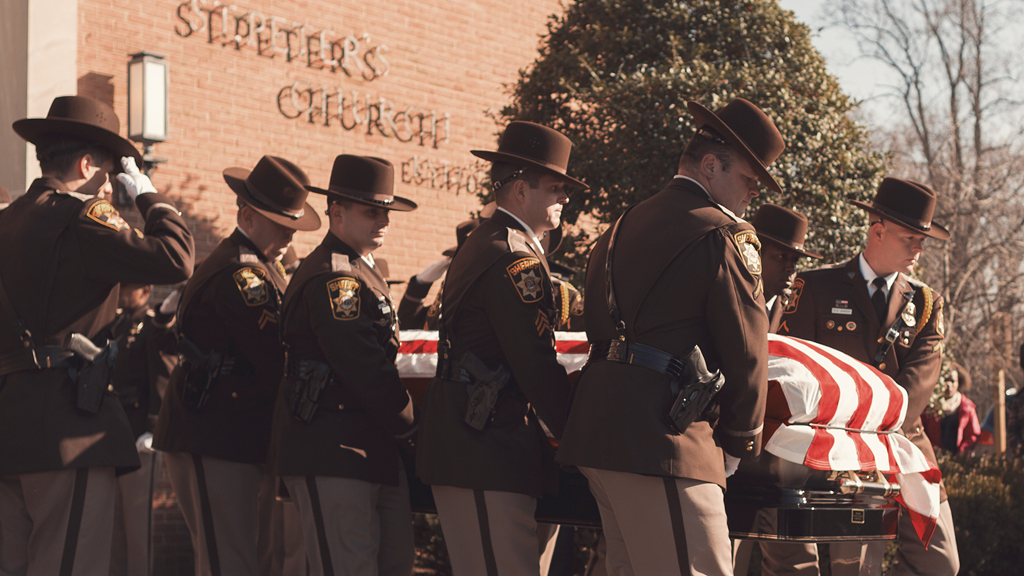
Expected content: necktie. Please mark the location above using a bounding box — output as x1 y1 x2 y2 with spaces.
871 277 888 323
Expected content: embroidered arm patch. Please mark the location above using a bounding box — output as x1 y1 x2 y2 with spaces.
732 231 762 275
328 277 361 320
507 257 544 303
233 267 269 306
86 200 130 231
783 278 804 314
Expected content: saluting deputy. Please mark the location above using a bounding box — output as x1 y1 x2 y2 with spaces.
154 156 320 576
266 155 419 576
734 204 823 576
558 99 785 575
778 179 959 576
416 121 586 575
0 95 194 575
398 218 480 330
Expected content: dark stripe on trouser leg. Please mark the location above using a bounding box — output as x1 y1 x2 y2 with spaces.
663 477 690 576
305 476 334 576
473 489 499 576
58 467 89 576
193 454 221 576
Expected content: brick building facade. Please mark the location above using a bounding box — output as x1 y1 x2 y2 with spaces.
5 0 566 298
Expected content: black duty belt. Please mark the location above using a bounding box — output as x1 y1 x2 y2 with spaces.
587 340 686 381
0 346 75 377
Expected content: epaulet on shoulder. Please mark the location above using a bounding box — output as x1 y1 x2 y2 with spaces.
239 245 261 264
67 191 95 203
506 228 533 255
906 276 928 289
331 253 352 273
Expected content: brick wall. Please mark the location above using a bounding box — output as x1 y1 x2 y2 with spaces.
77 0 565 302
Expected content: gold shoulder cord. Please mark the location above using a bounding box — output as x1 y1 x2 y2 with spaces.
919 286 934 328
559 282 570 328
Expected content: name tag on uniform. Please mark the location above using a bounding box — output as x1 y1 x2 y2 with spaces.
831 307 853 316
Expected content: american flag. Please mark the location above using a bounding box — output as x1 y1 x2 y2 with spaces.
395 330 941 546
766 334 941 546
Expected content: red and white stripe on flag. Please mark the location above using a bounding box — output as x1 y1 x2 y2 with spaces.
396 330 590 377
765 334 941 546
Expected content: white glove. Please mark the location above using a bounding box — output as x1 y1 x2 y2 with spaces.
116 157 157 200
159 289 181 315
416 257 452 284
136 432 154 453
724 453 741 478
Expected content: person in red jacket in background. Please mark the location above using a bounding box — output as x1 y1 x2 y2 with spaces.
924 363 981 455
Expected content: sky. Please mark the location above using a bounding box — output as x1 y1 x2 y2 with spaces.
776 0 899 122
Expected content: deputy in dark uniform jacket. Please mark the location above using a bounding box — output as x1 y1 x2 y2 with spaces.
0 95 193 576
102 284 179 576
398 218 480 330
779 178 959 576
154 155 320 576
266 155 419 576
416 121 586 576
558 99 785 576
733 204 823 576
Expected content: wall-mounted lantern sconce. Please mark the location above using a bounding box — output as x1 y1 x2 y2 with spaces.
127 52 168 177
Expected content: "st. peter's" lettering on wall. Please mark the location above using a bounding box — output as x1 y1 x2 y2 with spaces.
175 0 389 80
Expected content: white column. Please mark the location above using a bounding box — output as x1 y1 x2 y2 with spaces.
0 0 77 196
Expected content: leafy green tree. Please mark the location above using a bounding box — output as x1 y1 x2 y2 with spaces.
495 0 888 265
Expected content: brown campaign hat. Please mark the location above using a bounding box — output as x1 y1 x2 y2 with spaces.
687 98 786 193
751 204 822 259
443 219 481 256
308 155 417 212
223 156 322 231
471 121 588 189
851 177 950 240
13 96 142 170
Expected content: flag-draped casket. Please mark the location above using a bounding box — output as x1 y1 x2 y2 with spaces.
397 331 940 543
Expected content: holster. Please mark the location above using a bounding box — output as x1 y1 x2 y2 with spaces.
588 340 723 434
287 360 332 423
177 336 222 411
66 333 118 414
667 346 725 434
458 352 511 431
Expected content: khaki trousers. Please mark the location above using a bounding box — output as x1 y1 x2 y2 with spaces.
0 467 117 576
732 539 820 576
282 471 414 576
831 500 959 576
579 466 733 576
111 443 162 576
431 485 560 576
163 452 274 576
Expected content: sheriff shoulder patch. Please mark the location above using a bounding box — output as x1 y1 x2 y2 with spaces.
733 231 762 275
783 278 804 314
86 200 129 231
233 267 269 306
507 257 544 303
328 277 361 320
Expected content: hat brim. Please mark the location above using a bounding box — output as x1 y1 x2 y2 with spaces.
306 185 418 212
442 245 458 257
759 233 823 260
224 168 322 231
686 102 782 194
13 118 143 174
470 150 589 190
851 200 951 240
